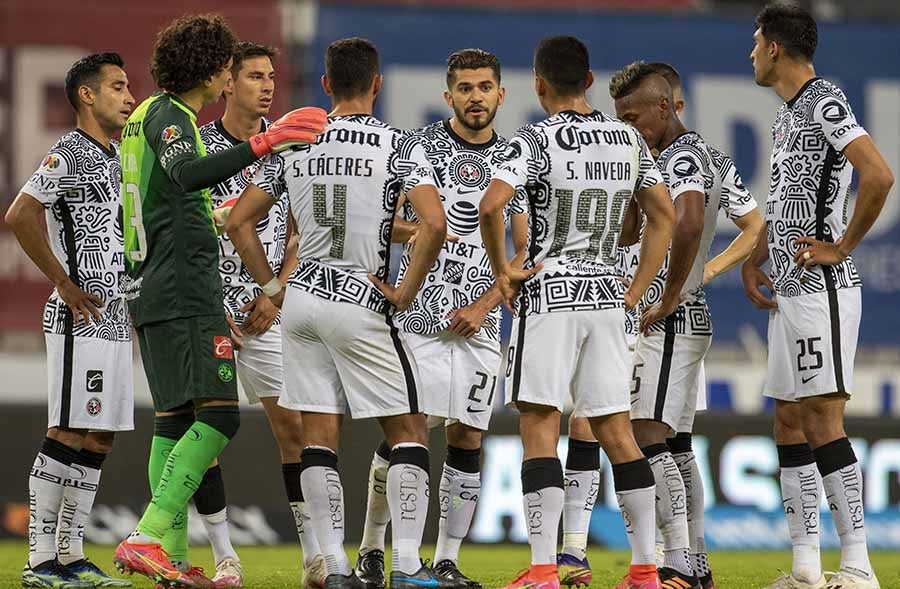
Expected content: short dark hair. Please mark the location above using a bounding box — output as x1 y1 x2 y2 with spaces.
609 61 660 100
325 37 380 101
151 14 237 94
647 62 681 92
534 36 590 97
232 42 278 77
446 48 501 87
756 3 817 61
64 53 124 111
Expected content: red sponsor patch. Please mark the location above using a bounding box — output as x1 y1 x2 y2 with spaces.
213 335 234 359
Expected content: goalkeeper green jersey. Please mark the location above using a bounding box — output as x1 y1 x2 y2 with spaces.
121 92 256 326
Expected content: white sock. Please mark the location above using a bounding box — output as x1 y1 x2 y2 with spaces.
387 443 430 575
300 448 351 576
672 450 708 577
57 459 101 565
434 464 480 564
655 528 665 568
29 441 77 568
647 449 692 576
359 447 391 555
821 459 873 578
290 501 321 567
780 464 823 582
200 508 239 565
521 457 565 566
561 468 599 560
613 458 657 566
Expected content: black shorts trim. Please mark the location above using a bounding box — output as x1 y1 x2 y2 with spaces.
653 315 677 422
56 200 80 429
386 315 418 413
815 147 844 392
510 306 527 402
826 290 845 392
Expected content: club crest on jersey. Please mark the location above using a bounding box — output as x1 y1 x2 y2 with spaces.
41 155 60 170
162 125 182 144
86 397 102 417
449 154 488 189
774 115 791 149
213 335 234 359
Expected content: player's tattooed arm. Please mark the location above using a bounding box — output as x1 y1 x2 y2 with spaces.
704 208 764 285
794 135 893 269
628 182 674 311
5 192 102 325
226 184 283 314
741 220 777 310
371 184 446 312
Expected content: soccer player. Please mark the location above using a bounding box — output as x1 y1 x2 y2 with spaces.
112 15 326 588
201 41 326 588
611 61 764 589
353 48 528 589
744 5 892 589
6 52 135 589
225 38 446 589
555 60 692 589
480 36 675 589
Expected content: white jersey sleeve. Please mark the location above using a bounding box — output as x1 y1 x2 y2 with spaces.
634 130 664 193
716 152 757 219
21 148 79 206
492 127 541 191
660 142 705 200
811 90 868 153
251 154 288 201
396 135 436 192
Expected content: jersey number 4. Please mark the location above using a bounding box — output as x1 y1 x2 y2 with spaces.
124 183 148 262
313 183 347 258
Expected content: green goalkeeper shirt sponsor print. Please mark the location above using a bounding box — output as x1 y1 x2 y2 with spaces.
121 93 223 326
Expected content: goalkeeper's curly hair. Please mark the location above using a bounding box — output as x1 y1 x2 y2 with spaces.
151 14 237 94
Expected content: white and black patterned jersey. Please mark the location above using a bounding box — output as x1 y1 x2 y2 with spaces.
767 78 866 297
394 120 528 341
21 130 130 341
493 110 663 316
252 114 436 313
641 132 757 336
199 119 290 325
617 243 641 340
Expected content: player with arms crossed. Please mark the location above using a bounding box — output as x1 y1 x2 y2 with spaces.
226 38 446 589
201 41 327 588
611 61 763 589
112 15 326 588
353 48 528 589
744 5 893 589
480 36 675 589
556 61 694 589
6 53 135 589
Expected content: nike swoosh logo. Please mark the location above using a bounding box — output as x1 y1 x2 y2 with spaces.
801 374 818 384
394 578 437 587
466 407 487 413
458 188 480 195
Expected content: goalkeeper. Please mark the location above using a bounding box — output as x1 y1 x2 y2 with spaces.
113 14 326 587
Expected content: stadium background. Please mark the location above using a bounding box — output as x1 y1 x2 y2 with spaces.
0 0 898 553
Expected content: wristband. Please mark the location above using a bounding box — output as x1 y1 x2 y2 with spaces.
261 277 282 297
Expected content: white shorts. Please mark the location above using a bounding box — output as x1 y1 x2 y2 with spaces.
279 288 422 418
630 328 711 431
764 287 860 401
236 325 284 404
405 330 502 431
45 334 134 431
506 309 630 418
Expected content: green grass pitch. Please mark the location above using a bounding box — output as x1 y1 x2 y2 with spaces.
1 541 897 588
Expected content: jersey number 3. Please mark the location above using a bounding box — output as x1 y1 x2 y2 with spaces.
125 183 148 262
313 183 347 258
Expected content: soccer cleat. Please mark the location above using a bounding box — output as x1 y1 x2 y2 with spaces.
824 570 880 589
432 560 481 588
614 571 662 589
763 573 827 589
303 554 328 589
658 567 700 589
698 573 716 589
355 550 386 589
556 553 591 588
22 560 93 588
182 566 215 588
65 558 133 587
211 557 243 587
499 568 560 589
323 572 368 589
390 565 446 589
112 540 194 588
